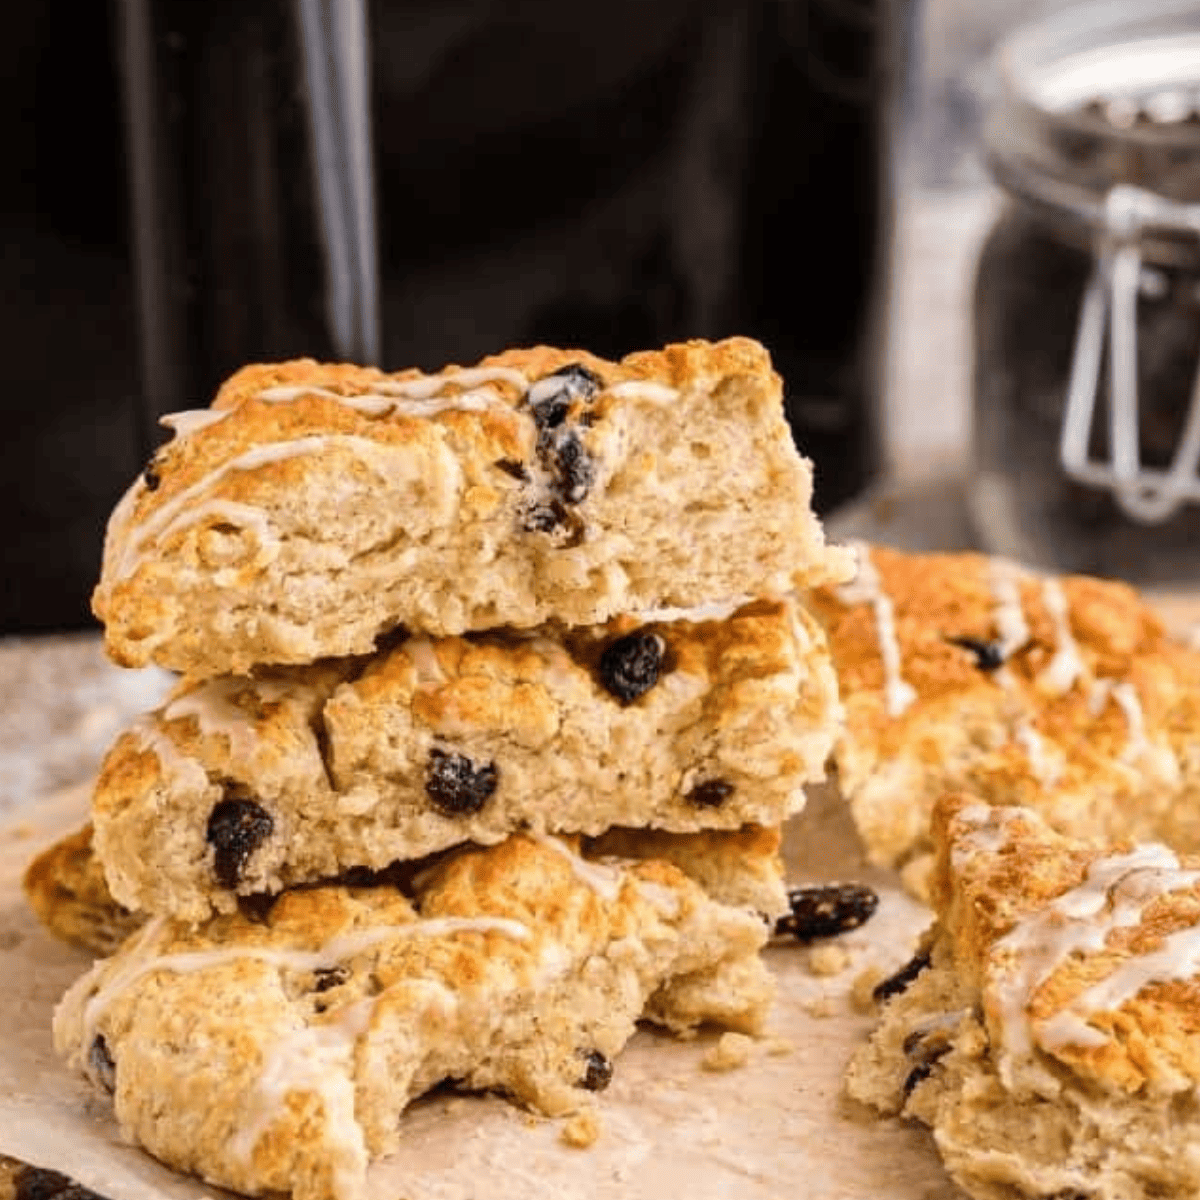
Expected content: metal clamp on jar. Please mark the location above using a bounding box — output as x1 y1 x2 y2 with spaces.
971 0 1200 585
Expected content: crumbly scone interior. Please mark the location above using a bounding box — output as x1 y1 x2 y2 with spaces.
54 834 773 1200
847 794 1200 1200
91 598 835 921
809 543 1200 894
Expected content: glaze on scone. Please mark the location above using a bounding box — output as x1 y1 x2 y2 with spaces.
22 824 142 956
808 543 1200 892
847 795 1200 1200
27 820 790 957
54 833 774 1200
92 338 852 676
91 597 835 921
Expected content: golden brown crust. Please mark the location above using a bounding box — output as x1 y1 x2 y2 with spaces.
809 545 1200 881
22 824 142 957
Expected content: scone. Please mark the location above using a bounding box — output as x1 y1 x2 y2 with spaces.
847 794 1200 1200
26 821 790 957
92 597 835 921
808 543 1200 894
92 337 852 676
22 823 142 956
54 833 774 1200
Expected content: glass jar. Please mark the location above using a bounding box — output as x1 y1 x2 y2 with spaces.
970 0 1200 586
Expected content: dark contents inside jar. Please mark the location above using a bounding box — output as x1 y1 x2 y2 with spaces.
972 91 1200 585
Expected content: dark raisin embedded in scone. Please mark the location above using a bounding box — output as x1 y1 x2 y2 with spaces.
872 948 932 1002
527 363 602 416
686 779 734 808
88 1034 116 1093
494 458 530 482
947 635 1005 672
599 632 666 703
775 883 879 942
312 965 350 993
550 430 594 505
142 459 162 491
426 749 498 816
206 798 275 889
578 1049 613 1091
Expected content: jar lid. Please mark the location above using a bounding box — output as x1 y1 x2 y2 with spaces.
985 0 1200 264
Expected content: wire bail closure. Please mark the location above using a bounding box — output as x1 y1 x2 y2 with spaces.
1060 184 1200 523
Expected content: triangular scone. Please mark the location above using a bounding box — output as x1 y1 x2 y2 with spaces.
808 543 1200 894
25 821 790 959
847 795 1200 1200
91 597 834 921
93 337 852 676
55 833 773 1200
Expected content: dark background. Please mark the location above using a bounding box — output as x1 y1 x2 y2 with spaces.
2 0 896 634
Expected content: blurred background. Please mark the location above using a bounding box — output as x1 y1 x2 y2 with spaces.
5 0 1199 634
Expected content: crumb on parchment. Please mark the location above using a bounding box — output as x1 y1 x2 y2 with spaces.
807 943 851 977
850 965 888 1013
561 1108 602 1148
701 1031 755 1072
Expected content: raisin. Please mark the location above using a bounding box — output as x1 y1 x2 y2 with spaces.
687 779 734 808
238 892 280 924
528 363 602 408
532 396 570 430
142 460 162 491
900 1031 951 1098
774 883 879 942
206 798 274 889
15 1167 105 1200
947 635 1005 672
578 1049 613 1091
521 498 585 546
872 948 932 1002
426 749 498 816
494 458 530 482
550 431 594 504
313 965 350 993
599 632 665 702
88 1034 116 1093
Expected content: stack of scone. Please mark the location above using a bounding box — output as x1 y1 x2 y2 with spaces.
39 338 850 1200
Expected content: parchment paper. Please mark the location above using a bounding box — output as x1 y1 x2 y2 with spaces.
0 781 962 1200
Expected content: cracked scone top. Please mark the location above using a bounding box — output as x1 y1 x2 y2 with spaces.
92 337 852 677
90 596 834 921
808 543 1200 893
53 832 774 1200
847 796 1200 1200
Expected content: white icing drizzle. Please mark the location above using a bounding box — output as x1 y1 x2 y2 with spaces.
529 833 624 901
154 499 282 568
629 596 752 626
1087 678 1114 718
986 558 1031 659
112 434 385 583
1037 578 1085 695
988 841 1200 1080
159 408 232 437
370 365 528 398
162 676 292 763
1013 719 1063 787
1110 682 1180 782
256 384 395 414
129 717 210 792
835 543 917 719
227 998 374 1191
605 380 680 404
72 915 531 1059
